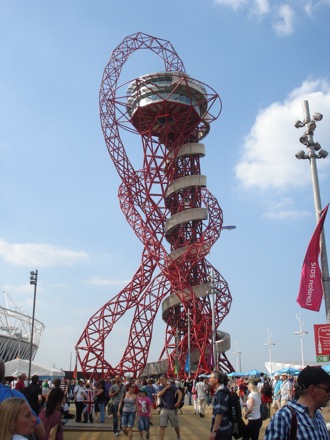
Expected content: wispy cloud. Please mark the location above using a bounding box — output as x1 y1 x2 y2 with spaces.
273 4 294 35
262 198 311 219
0 238 89 267
234 77 330 192
214 0 248 11
214 0 270 14
85 276 130 287
214 0 329 35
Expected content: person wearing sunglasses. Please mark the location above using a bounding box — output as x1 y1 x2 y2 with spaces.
118 382 139 440
265 365 330 439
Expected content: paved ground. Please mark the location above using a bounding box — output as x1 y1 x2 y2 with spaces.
63 402 330 439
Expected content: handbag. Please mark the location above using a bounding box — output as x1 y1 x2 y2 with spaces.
48 424 58 440
232 418 249 439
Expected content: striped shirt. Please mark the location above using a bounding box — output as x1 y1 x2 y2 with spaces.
264 401 329 440
211 385 232 434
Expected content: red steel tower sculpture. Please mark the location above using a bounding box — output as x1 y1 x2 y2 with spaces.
76 32 233 378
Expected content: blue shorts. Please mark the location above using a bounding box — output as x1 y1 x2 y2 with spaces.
121 411 135 427
138 416 150 432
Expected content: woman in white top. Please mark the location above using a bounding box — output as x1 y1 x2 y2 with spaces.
242 379 262 440
0 397 37 440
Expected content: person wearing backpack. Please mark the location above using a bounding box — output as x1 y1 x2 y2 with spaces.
264 366 330 439
260 378 273 418
209 371 233 440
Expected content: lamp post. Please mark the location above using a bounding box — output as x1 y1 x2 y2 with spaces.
28 270 38 382
294 313 308 367
264 330 275 375
187 308 191 377
210 268 217 370
209 225 236 370
295 100 330 323
233 340 242 372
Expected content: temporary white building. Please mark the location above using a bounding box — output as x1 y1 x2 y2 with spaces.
5 359 64 379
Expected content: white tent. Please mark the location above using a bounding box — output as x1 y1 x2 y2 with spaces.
5 359 64 379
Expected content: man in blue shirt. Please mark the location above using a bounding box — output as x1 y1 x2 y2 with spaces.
265 365 330 439
157 374 182 440
0 358 45 440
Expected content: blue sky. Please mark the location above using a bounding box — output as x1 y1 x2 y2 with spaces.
1 0 330 374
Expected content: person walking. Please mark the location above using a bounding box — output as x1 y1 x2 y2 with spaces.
280 373 293 407
137 387 152 440
109 375 126 436
272 373 282 412
119 381 139 440
242 379 262 440
209 370 232 440
94 379 107 423
196 377 208 417
39 388 65 440
157 375 182 440
265 366 330 439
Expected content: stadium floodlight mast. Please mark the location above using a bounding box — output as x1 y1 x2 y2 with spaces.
294 313 308 367
233 340 242 372
294 100 330 323
28 270 38 382
264 329 275 375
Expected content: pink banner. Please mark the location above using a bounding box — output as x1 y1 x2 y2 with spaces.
296 204 329 311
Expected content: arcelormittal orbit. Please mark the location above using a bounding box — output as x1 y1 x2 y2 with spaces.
76 32 233 378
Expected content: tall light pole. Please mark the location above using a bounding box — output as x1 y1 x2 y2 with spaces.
295 100 330 322
233 340 242 372
28 270 38 382
294 313 308 367
187 309 191 377
210 268 217 370
209 225 237 370
264 329 275 374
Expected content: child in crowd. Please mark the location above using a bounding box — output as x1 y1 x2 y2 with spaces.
137 387 152 440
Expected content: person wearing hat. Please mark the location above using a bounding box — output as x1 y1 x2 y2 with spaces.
74 379 87 423
272 373 282 412
280 373 293 408
264 365 330 439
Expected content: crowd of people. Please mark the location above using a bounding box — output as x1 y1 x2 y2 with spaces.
1 359 330 440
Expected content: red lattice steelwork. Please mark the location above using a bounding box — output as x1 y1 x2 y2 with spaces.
76 32 233 378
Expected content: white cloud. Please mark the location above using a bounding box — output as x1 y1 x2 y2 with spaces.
254 0 271 15
262 198 311 219
273 4 294 35
0 238 89 267
214 0 270 14
214 0 248 11
85 276 130 286
303 0 314 15
214 0 330 34
234 77 330 192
